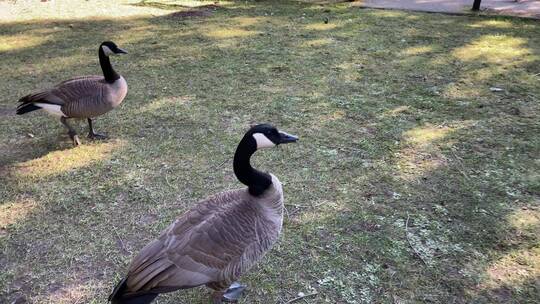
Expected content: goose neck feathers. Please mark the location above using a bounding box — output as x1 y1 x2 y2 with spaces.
99 47 120 83
233 134 272 197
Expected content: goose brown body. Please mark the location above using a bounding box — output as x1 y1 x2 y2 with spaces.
121 174 283 298
20 75 128 118
16 41 128 145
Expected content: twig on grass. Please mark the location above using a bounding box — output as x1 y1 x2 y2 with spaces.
164 172 176 190
449 150 471 181
205 157 229 173
112 226 131 255
285 292 318 304
405 213 427 265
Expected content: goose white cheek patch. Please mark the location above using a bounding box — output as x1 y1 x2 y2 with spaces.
102 45 114 56
253 133 275 149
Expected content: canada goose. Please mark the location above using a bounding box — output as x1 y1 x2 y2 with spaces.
109 124 298 304
16 41 128 146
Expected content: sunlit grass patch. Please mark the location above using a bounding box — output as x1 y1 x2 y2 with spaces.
483 246 540 289
0 34 47 52
453 35 532 63
304 22 338 31
0 198 38 229
404 125 453 146
138 96 194 113
231 16 269 27
43 281 94 304
205 28 260 39
401 45 434 56
301 37 334 47
13 140 126 179
468 19 514 29
509 208 540 231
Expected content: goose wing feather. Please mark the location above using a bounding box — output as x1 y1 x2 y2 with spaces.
52 75 114 118
18 75 110 117
123 189 279 296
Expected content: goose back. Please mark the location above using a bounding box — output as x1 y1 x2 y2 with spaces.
60 75 127 118
122 174 284 297
31 75 127 118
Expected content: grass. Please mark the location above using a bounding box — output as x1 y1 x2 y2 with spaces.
1 0 539 303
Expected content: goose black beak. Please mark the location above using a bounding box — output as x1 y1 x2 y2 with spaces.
116 48 128 54
277 131 298 144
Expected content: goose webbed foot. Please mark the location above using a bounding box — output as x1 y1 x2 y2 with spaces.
211 282 246 303
87 131 108 140
223 282 246 302
72 134 81 146
87 118 108 140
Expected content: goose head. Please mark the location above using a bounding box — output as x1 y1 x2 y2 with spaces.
247 124 298 150
100 41 128 56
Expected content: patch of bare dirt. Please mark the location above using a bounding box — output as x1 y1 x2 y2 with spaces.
0 107 14 117
167 4 222 19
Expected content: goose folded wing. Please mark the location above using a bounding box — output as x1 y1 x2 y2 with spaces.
51 76 108 117
124 195 259 296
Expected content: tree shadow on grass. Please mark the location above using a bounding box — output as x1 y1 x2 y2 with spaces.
0 1 539 303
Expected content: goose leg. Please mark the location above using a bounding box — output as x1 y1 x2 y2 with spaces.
87 118 108 139
61 117 81 146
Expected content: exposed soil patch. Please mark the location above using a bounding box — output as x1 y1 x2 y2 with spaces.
167 4 222 19
0 107 14 117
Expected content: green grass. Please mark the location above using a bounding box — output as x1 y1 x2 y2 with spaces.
1 0 539 303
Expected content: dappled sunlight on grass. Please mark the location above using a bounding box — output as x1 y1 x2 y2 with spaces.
138 96 193 113
400 45 434 56
482 246 540 290
203 16 268 40
0 198 38 229
43 280 96 304
0 33 47 52
453 35 532 64
205 28 260 39
13 140 126 179
294 199 349 225
395 147 448 181
445 33 538 97
304 22 338 31
383 105 411 117
404 125 453 146
394 125 458 180
508 207 540 231
469 20 514 29
370 10 408 18
301 37 334 47
317 109 345 123
232 16 269 27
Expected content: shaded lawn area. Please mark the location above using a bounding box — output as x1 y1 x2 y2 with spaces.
1 0 539 303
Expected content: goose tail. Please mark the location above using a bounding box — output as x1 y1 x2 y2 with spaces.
109 277 158 304
16 92 49 115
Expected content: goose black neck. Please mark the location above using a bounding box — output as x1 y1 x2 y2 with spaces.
233 137 272 197
99 48 120 83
